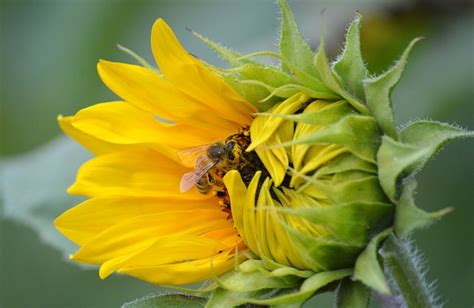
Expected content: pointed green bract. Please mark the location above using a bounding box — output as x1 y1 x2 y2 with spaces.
394 179 453 237
191 30 247 67
314 153 377 177
377 120 473 202
243 269 352 306
336 279 371 308
257 100 355 126
278 0 318 77
353 228 391 295
332 15 369 100
363 38 422 140
314 28 368 114
278 115 380 163
216 268 300 292
236 63 297 87
117 44 154 69
276 201 393 245
223 76 280 111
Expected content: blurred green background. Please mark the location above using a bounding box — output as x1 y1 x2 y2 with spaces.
1 0 472 307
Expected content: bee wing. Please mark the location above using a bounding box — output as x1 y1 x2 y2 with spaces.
180 157 218 193
177 144 210 167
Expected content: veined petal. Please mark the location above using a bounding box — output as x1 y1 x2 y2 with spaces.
151 19 257 126
71 209 232 264
97 61 241 135
67 148 209 200
54 196 220 245
58 115 123 155
99 234 234 279
119 251 239 285
71 101 216 163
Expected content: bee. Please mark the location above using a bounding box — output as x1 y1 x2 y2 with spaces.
179 130 251 194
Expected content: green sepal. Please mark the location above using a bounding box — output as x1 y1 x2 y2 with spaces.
332 14 368 100
377 120 474 202
283 224 364 271
277 0 318 77
242 269 352 306
122 293 207 308
222 76 280 111
257 100 355 126
394 178 453 237
190 30 248 67
363 38 421 140
314 153 377 177
276 201 393 245
279 115 381 163
235 63 297 88
239 259 314 279
117 44 154 70
335 278 371 308
353 228 392 295
314 25 368 114
216 268 300 292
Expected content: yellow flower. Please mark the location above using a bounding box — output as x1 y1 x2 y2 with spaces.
55 19 257 285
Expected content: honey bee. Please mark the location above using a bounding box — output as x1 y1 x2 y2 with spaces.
179 130 251 194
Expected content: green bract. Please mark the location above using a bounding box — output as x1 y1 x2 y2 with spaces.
183 1 472 307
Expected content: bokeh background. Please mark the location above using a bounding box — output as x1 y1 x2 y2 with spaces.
1 0 473 307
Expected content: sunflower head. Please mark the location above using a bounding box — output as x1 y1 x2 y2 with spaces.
56 0 472 306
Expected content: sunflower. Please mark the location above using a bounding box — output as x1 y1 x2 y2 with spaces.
56 1 471 305
55 19 257 285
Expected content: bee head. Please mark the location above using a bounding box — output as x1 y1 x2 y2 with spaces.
207 143 227 160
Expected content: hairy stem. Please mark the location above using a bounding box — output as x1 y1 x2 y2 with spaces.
381 234 439 308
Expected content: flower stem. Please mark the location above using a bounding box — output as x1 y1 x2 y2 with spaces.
381 234 438 308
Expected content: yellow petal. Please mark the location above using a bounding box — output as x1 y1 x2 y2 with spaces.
97 61 241 135
151 19 257 126
99 234 232 279
58 115 123 155
71 209 231 264
247 93 308 151
118 251 239 285
67 148 209 200
54 196 220 245
71 101 216 163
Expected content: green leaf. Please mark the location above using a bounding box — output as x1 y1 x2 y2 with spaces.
277 0 318 77
394 178 452 237
314 26 368 114
377 120 473 202
122 293 206 308
332 15 369 100
336 279 371 308
0 137 90 259
279 115 381 163
363 38 421 140
353 228 391 295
